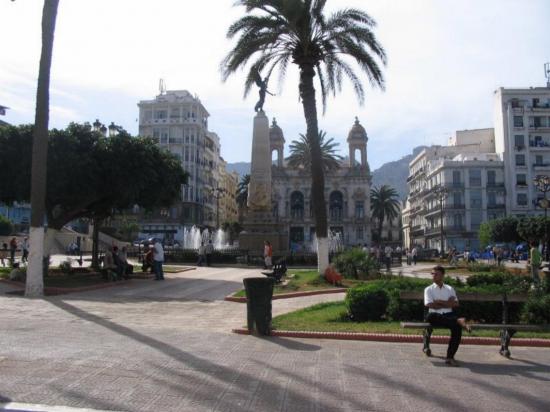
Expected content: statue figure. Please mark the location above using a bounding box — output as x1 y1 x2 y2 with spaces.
254 71 274 112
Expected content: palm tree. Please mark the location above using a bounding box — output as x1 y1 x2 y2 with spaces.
236 174 250 221
26 0 60 297
370 185 400 244
222 0 386 273
286 130 342 173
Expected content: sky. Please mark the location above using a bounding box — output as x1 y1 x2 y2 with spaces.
1 0 549 170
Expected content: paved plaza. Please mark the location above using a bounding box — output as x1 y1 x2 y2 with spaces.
0 266 549 411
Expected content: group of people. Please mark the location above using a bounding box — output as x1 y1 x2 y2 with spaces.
139 238 165 280
0 237 29 267
103 245 132 280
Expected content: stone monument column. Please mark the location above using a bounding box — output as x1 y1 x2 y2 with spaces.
247 111 271 214
239 110 288 252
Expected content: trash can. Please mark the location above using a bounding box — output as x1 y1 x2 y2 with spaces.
243 277 275 336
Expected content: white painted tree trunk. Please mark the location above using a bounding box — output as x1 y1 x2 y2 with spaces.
317 236 330 275
25 226 44 297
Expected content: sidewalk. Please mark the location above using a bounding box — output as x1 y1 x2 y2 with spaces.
0 266 548 411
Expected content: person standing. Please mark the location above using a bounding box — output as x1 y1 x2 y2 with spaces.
205 240 214 267
152 238 165 281
21 237 29 264
424 265 470 366
9 237 17 266
197 242 206 266
264 240 273 269
529 241 541 287
384 245 392 271
411 246 418 265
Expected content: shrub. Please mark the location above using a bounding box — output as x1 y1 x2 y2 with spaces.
345 284 389 321
521 295 550 324
467 262 498 272
0 215 12 236
59 259 73 275
466 272 532 293
333 248 379 279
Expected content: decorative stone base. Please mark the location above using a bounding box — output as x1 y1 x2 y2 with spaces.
238 226 288 253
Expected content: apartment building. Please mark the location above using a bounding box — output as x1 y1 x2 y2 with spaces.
494 86 550 216
137 90 236 238
407 129 504 252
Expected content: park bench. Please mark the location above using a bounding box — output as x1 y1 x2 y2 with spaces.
261 259 287 283
399 290 545 358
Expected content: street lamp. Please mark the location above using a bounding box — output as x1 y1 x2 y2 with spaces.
209 187 225 229
433 185 449 258
534 175 550 261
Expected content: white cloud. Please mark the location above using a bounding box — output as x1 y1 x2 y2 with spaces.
1 0 549 169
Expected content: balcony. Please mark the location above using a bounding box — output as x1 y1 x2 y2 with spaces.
529 141 550 150
444 182 464 189
533 163 550 170
486 182 505 188
445 204 466 210
487 203 505 209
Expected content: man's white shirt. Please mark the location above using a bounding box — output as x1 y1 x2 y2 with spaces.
153 241 164 262
424 283 457 314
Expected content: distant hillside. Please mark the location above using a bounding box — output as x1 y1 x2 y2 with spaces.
226 162 250 178
371 146 427 200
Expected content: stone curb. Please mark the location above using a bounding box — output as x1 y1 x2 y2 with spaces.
231 328 550 347
0 278 130 296
224 287 347 303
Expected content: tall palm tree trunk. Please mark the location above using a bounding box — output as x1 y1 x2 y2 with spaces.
26 0 59 297
299 63 329 274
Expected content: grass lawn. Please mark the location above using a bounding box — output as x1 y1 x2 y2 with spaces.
272 301 550 339
232 270 362 298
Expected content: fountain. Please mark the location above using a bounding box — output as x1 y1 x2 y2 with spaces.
180 226 233 250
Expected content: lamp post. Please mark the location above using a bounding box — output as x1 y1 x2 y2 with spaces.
210 187 225 229
534 175 550 261
433 185 449 258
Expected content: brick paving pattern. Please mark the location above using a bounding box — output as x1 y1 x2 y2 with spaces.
0 266 549 411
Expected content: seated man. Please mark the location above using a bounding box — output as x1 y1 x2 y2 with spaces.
424 265 470 366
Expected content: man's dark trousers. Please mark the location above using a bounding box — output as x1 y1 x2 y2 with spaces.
427 312 462 359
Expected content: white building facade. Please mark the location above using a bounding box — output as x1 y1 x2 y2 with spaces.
406 129 505 252
494 86 550 216
137 90 237 238
270 118 373 249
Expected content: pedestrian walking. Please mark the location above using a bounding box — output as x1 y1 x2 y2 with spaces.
21 237 29 264
9 237 17 266
405 248 412 266
411 246 418 265
197 242 206 266
152 238 165 280
264 240 273 269
529 241 541 287
205 240 214 267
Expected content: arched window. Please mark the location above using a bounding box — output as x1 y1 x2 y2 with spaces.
290 191 304 219
329 191 344 221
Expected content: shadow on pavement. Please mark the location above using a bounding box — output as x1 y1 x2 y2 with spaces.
46 299 341 411
258 336 322 351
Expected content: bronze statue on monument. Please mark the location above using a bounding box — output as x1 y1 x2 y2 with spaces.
254 71 274 113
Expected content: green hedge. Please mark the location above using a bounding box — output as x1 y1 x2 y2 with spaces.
345 273 544 324
522 295 550 324
345 283 389 321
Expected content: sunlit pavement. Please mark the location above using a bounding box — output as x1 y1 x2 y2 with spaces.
1 266 548 412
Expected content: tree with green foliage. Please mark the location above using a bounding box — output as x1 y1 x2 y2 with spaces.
478 220 494 248
517 216 550 243
222 0 386 273
0 215 13 236
235 174 250 222
286 131 342 173
370 185 400 243
479 216 520 247
0 123 188 266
